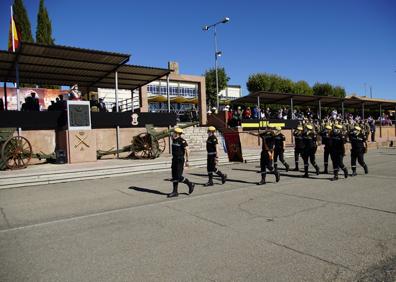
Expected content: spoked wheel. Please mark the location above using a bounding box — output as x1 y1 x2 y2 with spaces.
1 136 32 169
131 133 154 159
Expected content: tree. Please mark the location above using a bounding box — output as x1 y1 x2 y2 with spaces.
36 0 54 45
13 0 34 42
312 82 334 96
292 80 313 95
204 67 230 107
333 86 346 98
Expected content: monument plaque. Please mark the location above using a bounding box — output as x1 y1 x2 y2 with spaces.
67 101 91 130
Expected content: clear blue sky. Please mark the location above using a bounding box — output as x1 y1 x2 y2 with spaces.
1 0 395 99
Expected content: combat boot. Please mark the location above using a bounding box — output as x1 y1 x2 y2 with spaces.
331 170 339 181
274 163 278 171
183 178 195 194
303 166 309 178
363 165 368 174
275 170 280 182
323 164 328 174
284 162 290 172
315 165 320 175
342 167 348 178
204 173 214 187
293 162 299 171
258 173 266 185
351 167 357 177
216 170 227 184
168 182 179 198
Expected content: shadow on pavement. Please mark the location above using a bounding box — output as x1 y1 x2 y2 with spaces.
129 186 170 196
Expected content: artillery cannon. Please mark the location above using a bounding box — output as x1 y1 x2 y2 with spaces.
97 121 199 159
0 128 33 170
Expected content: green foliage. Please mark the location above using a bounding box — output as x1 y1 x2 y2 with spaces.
313 83 346 98
332 86 346 98
204 67 230 107
13 0 33 42
36 0 54 45
293 80 313 95
247 73 312 95
247 73 347 98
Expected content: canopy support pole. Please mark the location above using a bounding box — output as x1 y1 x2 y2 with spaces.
167 74 171 154
362 103 365 120
115 71 120 158
318 99 322 120
379 103 382 138
3 82 7 111
290 97 293 119
341 101 344 119
257 96 260 118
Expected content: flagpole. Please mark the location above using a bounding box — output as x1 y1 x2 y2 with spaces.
11 5 21 112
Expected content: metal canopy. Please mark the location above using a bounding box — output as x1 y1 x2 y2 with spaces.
0 42 171 90
232 91 396 109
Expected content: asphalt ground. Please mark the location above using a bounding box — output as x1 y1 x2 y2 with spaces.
0 148 395 281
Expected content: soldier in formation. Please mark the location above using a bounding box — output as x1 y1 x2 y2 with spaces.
292 125 305 171
273 126 290 172
204 126 227 186
348 125 369 176
329 124 349 181
301 124 320 177
168 127 195 198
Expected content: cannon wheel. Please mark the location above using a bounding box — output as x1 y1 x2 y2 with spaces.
131 133 158 159
1 136 32 169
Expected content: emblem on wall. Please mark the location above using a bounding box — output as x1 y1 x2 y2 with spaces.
131 113 139 126
74 131 90 151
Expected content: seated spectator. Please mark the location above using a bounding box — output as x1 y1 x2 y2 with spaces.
243 107 252 119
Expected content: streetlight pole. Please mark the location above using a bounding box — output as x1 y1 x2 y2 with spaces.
203 17 230 111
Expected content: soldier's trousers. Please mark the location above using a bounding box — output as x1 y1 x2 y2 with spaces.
171 157 185 182
302 149 318 170
274 149 288 168
330 152 346 172
260 150 274 176
323 147 330 168
351 150 366 169
294 148 303 167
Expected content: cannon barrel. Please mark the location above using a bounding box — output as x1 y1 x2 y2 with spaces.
147 121 200 140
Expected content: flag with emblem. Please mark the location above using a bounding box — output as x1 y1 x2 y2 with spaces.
8 7 21 52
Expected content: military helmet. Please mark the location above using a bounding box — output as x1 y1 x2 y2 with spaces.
208 126 216 132
335 124 343 129
297 126 303 131
306 124 313 130
174 127 183 134
325 125 332 130
355 125 361 131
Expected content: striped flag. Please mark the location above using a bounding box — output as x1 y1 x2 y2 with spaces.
8 7 21 52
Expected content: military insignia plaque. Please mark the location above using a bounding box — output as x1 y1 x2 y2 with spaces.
67 101 91 130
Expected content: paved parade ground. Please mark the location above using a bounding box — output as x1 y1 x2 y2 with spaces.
0 148 395 281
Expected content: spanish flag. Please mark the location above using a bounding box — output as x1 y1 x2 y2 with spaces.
8 13 20 52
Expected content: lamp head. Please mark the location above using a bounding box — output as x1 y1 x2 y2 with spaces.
202 25 209 31
222 17 230 23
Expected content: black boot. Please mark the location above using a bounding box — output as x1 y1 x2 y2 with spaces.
218 171 227 184
168 182 179 198
331 170 339 181
351 167 357 177
293 162 299 171
284 162 290 172
315 165 320 175
323 164 328 174
204 173 214 187
342 167 348 178
258 173 266 185
303 166 309 178
183 178 195 194
363 165 368 174
274 163 278 171
275 170 280 182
